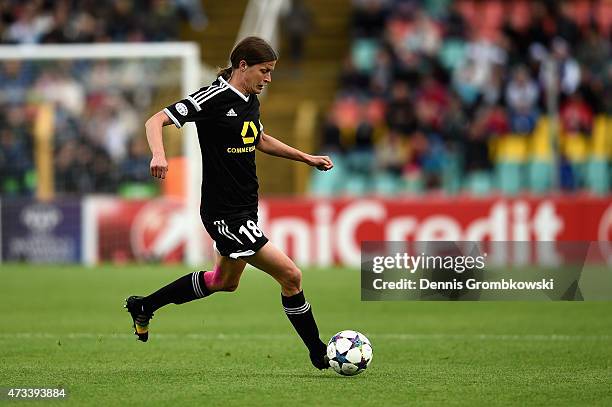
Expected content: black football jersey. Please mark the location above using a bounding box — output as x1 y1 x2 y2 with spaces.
164 77 263 220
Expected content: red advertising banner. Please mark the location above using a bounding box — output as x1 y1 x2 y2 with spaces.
91 196 612 266
93 197 209 264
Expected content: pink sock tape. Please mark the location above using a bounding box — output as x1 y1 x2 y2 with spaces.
203 265 223 291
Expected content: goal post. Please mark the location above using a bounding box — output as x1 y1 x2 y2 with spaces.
0 43 205 265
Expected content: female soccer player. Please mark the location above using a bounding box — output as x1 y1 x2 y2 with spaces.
126 36 333 370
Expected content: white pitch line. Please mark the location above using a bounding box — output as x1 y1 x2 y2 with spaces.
0 333 610 341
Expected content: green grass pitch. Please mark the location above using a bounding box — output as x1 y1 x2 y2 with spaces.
1 264 611 406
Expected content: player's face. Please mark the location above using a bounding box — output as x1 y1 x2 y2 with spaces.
244 60 276 94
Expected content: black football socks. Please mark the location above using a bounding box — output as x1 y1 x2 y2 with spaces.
144 271 210 312
282 291 327 357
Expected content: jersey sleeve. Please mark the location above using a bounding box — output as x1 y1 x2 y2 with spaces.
163 86 218 128
163 97 199 129
254 119 265 145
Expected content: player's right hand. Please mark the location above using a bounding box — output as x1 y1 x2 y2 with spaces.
150 155 168 179
309 155 334 171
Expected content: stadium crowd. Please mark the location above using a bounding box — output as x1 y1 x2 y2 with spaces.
313 0 610 195
0 0 205 196
0 0 609 197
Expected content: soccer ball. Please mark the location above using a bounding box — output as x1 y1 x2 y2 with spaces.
327 330 373 376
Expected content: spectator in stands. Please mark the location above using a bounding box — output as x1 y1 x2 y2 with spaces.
463 105 505 173
4 104 33 156
4 1 52 44
339 55 371 95
481 65 504 106
121 138 152 184
409 9 442 58
346 117 376 174
416 75 449 126
92 144 118 193
556 1 581 49
41 1 70 43
0 125 33 195
174 0 208 31
281 0 313 73
69 10 101 42
31 66 85 116
375 130 407 176
550 37 581 96
54 139 78 193
146 0 181 41
385 81 416 136
440 92 468 147
576 28 609 77
351 0 389 39
506 65 539 114
464 38 508 93
0 61 35 104
452 59 480 106
443 1 466 40
369 46 394 96
560 92 593 134
319 113 343 155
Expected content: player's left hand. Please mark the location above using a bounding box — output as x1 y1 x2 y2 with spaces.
308 155 334 171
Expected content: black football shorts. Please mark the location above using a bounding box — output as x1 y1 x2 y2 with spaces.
203 213 269 259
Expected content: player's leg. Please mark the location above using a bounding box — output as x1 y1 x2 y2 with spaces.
203 251 247 292
245 242 329 369
126 250 247 342
144 253 247 310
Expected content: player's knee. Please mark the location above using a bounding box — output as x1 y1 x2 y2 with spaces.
282 266 302 293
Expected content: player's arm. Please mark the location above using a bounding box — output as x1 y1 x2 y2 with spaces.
256 131 333 171
145 110 172 179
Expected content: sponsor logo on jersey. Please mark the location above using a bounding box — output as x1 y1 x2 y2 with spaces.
227 146 256 154
175 102 188 116
226 108 237 117
241 121 258 144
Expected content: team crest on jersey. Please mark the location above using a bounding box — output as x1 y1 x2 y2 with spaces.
241 121 258 144
175 102 188 116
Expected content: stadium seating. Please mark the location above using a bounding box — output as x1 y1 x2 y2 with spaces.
312 0 611 197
